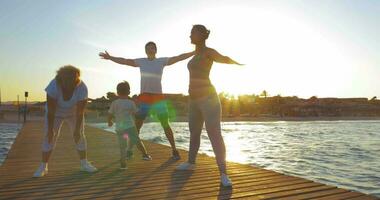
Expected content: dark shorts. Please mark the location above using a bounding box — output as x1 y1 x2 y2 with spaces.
136 101 169 120
135 93 169 121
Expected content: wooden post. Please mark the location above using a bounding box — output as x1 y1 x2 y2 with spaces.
24 92 28 123
17 95 20 122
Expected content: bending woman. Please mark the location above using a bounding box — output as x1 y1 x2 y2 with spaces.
33 65 97 177
176 25 242 187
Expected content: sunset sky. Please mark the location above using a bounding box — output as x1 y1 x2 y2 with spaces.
1 0 379 101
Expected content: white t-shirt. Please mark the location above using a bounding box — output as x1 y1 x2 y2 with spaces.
108 98 138 131
45 79 88 117
134 57 169 94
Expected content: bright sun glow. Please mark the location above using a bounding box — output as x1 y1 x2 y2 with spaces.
158 5 354 98
204 6 354 97
79 3 356 99
1 1 378 101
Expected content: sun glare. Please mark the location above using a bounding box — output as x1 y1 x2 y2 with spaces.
83 3 355 99
199 5 354 97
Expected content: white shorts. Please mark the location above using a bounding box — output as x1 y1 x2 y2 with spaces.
42 115 87 152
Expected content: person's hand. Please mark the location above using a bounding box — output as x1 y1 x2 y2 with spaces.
108 121 113 127
232 60 244 66
99 51 111 60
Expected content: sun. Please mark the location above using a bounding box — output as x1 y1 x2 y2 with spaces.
201 5 355 98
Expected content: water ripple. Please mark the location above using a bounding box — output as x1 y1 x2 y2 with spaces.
90 120 380 197
0 123 22 165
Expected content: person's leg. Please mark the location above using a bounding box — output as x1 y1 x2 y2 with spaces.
126 138 132 152
134 118 150 157
187 99 204 164
159 116 181 159
156 101 179 158
152 100 181 160
116 130 128 168
68 116 97 172
176 99 204 170
200 94 227 175
41 151 53 163
159 117 176 149
126 126 139 152
125 127 137 158
116 130 128 158
41 117 64 163
67 116 87 160
34 116 63 177
134 103 151 158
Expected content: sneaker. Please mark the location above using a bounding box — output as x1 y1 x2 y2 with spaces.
126 151 134 160
80 161 98 173
33 164 48 177
142 154 152 161
176 162 196 171
171 150 181 160
221 173 232 187
120 160 127 170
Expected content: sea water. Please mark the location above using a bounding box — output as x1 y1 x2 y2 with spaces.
91 120 380 197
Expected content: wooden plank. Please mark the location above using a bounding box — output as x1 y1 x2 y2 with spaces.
270 188 349 200
309 191 369 200
0 121 378 200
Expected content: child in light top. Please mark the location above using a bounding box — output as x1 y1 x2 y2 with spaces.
108 81 149 169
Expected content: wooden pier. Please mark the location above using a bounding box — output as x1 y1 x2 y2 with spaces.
0 121 378 199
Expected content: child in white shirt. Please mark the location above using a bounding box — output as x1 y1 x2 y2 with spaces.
108 81 148 169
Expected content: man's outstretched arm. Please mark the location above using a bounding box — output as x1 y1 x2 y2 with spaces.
99 51 138 67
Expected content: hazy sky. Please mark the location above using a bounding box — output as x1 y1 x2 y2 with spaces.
1 0 379 101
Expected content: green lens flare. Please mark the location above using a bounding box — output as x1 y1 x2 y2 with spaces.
147 100 177 123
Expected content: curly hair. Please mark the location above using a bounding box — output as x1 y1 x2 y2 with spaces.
55 65 80 88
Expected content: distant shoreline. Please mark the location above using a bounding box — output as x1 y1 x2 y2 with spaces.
85 115 380 123
2 113 380 124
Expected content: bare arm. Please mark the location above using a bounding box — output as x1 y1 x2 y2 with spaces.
107 114 114 127
166 51 195 66
99 51 138 67
207 48 243 65
46 95 57 144
74 100 87 143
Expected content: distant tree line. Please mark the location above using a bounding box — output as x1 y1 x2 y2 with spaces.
87 91 380 118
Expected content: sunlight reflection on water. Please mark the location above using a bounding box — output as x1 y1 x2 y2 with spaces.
91 121 380 197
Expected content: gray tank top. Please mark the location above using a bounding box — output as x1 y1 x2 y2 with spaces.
187 52 216 99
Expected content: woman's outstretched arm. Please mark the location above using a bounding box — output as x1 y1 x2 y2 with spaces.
166 51 195 66
99 51 138 67
207 48 243 65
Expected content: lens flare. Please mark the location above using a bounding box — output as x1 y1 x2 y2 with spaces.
123 132 129 140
